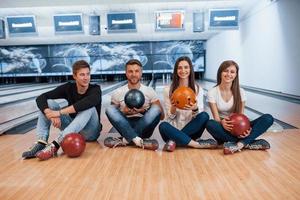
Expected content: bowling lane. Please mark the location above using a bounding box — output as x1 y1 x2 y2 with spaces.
0 83 61 97
0 81 124 134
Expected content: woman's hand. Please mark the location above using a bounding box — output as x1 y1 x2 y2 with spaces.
221 117 233 132
183 100 198 111
238 127 252 138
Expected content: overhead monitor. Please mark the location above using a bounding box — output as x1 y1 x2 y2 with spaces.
193 12 204 32
6 15 37 36
0 19 5 39
107 12 136 33
53 14 83 34
89 15 100 35
155 10 185 31
209 9 239 30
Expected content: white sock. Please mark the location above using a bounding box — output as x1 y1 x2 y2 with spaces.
132 137 142 147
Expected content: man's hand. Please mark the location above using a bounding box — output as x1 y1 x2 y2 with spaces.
45 110 60 119
123 106 146 115
51 117 61 129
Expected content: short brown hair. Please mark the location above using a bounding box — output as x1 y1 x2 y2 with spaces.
72 60 90 74
125 59 142 70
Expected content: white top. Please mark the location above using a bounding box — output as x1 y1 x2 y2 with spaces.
207 86 247 118
163 84 204 130
111 83 159 117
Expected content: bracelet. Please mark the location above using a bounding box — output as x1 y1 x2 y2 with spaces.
192 108 199 112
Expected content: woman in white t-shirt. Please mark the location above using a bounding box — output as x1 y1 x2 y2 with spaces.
206 60 274 154
159 56 217 152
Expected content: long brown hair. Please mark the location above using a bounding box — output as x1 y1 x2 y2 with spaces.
169 56 198 97
216 60 242 113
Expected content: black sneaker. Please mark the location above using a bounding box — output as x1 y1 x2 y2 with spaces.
245 139 270 150
22 140 47 159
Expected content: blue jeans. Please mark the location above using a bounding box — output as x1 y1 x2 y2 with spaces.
105 104 161 142
206 114 274 145
159 112 209 146
36 100 102 143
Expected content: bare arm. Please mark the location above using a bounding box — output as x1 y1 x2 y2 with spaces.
208 102 221 122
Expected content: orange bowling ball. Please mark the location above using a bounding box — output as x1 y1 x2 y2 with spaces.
171 86 196 109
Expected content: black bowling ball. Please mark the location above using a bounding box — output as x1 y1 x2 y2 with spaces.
124 89 145 109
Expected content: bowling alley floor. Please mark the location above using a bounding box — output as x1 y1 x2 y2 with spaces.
0 127 300 200
1 81 300 199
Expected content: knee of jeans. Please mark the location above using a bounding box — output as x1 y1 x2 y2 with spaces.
105 105 118 116
148 104 161 113
206 120 216 132
47 99 60 110
262 114 274 126
78 107 95 116
145 104 161 119
159 122 168 132
196 112 209 122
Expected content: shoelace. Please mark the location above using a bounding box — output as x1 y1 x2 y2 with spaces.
111 137 124 148
247 144 263 149
42 144 55 153
140 139 145 149
229 145 241 153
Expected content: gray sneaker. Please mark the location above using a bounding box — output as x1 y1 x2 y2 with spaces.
104 137 126 148
223 142 242 155
245 139 270 150
22 140 47 159
197 139 218 149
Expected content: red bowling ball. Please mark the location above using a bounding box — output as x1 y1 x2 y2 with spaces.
61 133 86 158
229 113 251 136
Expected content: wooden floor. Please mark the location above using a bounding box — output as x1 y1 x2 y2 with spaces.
1 81 300 199
0 128 300 200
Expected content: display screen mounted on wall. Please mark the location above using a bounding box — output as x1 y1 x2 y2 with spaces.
6 15 37 36
107 12 136 33
0 19 5 39
209 9 239 30
54 14 83 34
155 10 185 31
193 12 204 32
